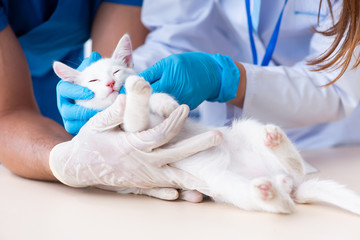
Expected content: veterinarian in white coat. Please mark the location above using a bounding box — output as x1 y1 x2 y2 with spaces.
133 0 360 149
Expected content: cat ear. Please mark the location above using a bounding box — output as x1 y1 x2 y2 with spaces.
53 61 80 83
111 33 133 68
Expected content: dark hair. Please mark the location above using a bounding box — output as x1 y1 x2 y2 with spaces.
308 0 360 86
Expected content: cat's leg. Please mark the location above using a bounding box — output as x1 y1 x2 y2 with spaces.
149 93 179 118
205 172 293 214
208 175 258 211
263 124 305 178
123 76 151 132
250 177 295 214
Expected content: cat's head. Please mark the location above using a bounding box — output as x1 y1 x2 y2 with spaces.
53 34 136 110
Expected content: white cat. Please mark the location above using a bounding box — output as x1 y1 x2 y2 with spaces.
53 34 360 215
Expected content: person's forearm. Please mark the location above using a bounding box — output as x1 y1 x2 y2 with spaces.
228 61 247 108
0 110 72 181
0 26 72 181
91 3 149 57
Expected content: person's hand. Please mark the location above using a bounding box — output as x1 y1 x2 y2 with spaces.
56 52 102 135
139 52 240 110
49 95 222 201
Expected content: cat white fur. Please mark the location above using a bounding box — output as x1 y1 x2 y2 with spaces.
53 34 360 215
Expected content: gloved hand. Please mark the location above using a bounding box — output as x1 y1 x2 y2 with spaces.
49 95 222 200
56 52 102 135
139 52 240 110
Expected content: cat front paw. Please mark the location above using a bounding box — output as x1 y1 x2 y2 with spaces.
264 124 283 147
125 75 151 96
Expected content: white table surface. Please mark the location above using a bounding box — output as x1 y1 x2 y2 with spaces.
1 147 360 240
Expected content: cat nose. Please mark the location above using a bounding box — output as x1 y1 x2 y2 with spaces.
106 80 115 89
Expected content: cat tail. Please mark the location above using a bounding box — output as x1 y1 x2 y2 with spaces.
294 178 360 215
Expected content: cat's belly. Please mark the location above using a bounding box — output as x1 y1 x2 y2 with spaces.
171 133 282 188
171 141 276 184
150 115 286 193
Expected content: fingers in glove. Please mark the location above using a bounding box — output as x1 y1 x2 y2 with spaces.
147 130 223 167
149 80 162 94
49 141 87 187
64 119 91 135
119 86 125 94
126 104 190 152
162 166 210 195
97 186 179 200
84 95 126 132
179 190 204 203
77 52 102 71
57 80 94 100
138 59 164 84
61 101 100 121
137 188 179 200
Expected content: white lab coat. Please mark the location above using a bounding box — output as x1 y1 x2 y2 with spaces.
133 0 360 149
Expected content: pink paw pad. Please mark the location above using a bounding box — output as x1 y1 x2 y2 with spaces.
264 126 283 147
252 179 275 201
258 182 273 200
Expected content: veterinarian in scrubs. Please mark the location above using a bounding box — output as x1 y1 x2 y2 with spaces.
60 0 360 150
132 0 360 150
0 0 216 201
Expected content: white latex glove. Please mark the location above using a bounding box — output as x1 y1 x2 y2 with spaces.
49 95 221 200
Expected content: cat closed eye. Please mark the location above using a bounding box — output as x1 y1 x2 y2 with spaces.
89 79 99 83
113 70 120 75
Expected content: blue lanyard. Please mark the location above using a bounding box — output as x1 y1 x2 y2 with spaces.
245 0 288 66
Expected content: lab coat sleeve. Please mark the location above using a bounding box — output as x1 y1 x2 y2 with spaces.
242 2 360 129
242 61 360 129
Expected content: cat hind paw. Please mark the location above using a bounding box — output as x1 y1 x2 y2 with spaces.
251 177 295 214
251 178 275 201
264 124 283 147
275 174 294 195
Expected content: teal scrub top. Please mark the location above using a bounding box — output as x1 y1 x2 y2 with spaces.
0 0 142 124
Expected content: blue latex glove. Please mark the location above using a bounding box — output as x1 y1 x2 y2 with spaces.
56 52 102 135
139 52 240 110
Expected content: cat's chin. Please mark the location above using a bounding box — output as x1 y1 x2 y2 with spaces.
78 93 120 110
105 92 120 105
